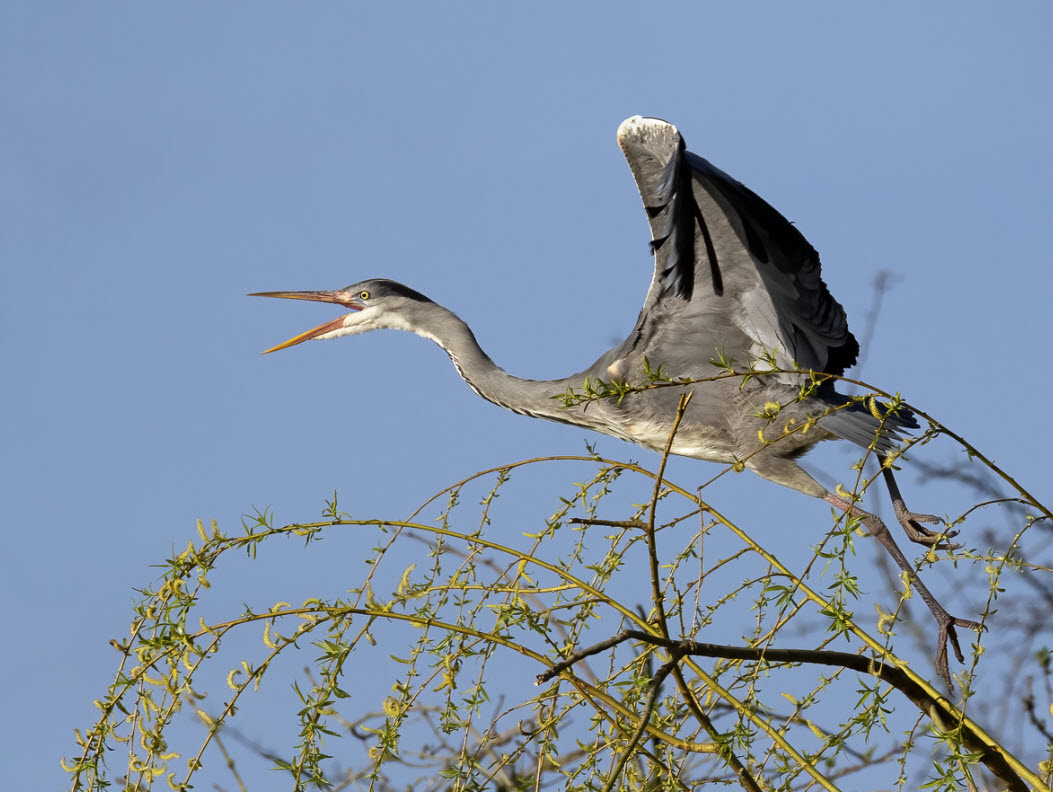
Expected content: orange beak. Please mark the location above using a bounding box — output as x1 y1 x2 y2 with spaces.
249 290 364 353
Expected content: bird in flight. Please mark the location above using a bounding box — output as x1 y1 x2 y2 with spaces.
253 116 979 685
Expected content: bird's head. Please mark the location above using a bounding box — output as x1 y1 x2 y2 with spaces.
250 278 434 353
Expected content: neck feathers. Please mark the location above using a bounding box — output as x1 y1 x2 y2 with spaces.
405 302 569 421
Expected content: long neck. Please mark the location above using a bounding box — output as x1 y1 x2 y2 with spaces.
407 302 574 422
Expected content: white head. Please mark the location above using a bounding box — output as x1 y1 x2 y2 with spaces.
251 278 436 353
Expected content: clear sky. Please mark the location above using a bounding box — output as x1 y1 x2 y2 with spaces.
4 4 1052 789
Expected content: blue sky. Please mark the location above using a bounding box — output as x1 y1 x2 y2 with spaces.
4 4 1052 788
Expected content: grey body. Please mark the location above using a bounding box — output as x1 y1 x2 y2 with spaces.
254 117 978 684
375 286 880 500
335 117 906 500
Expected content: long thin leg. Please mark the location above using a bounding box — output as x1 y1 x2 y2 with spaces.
877 454 960 550
823 492 981 688
745 455 979 685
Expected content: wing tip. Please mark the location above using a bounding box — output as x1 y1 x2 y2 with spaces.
617 117 684 202
617 116 678 148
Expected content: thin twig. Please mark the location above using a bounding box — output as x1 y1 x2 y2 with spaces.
542 629 1029 792
599 659 676 792
646 392 693 637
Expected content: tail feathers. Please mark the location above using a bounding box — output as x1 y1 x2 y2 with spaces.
819 396 918 455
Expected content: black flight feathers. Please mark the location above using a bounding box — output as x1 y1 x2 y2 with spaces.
647 135 859 377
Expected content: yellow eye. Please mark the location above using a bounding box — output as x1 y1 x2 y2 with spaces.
359 291 370 300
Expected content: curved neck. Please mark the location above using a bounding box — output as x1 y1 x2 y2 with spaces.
404 302 572 421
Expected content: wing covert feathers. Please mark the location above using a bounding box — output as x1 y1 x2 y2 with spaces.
615 116 859 379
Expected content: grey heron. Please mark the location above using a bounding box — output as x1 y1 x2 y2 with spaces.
252 116 979 684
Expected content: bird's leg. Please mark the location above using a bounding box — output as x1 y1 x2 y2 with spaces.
876 454 960 550
823 492 982 688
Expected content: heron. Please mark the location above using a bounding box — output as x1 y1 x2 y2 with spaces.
252 116 979 684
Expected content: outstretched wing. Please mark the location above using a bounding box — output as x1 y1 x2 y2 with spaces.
605 116 858 384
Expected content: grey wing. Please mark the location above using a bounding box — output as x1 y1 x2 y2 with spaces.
606 116 858 384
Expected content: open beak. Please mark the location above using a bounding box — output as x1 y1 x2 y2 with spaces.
250 289 363 353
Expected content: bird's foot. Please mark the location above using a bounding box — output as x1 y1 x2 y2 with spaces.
852 499 981 690
879 459 962 550
893 505 960 550
933 610 985 688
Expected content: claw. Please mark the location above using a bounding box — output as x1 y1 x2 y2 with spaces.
880 459 963 550
897 511 960 550
909 512 942 525
934 615 985 687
